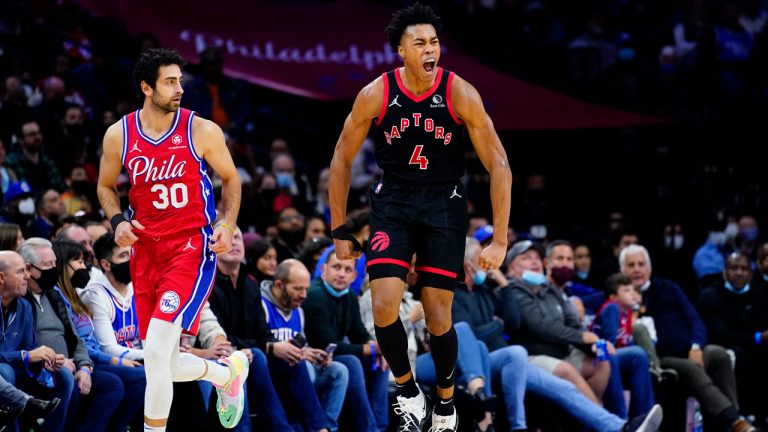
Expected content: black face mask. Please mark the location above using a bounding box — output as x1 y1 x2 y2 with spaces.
33 266 59 292
70 268 90 288
109 260 132 284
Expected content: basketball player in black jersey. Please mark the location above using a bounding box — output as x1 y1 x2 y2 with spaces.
329 4 511 432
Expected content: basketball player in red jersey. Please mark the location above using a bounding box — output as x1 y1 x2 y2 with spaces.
97 49 248 431
329 4 512 432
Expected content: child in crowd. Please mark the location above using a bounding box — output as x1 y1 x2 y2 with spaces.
591 274 670 380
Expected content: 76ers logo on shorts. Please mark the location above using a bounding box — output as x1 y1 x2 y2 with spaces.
370 231 390 252
159 291 181 314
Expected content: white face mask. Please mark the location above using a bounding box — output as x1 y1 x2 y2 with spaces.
18 197 35 215
725 223 739 239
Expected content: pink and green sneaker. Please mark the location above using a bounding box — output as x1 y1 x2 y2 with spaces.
214 351 250 429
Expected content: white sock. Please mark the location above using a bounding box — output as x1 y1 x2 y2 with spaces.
143 424 166 431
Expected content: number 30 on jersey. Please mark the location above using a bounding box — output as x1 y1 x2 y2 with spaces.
151 183 189 209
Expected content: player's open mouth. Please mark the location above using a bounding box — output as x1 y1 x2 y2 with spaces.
423 59 436 73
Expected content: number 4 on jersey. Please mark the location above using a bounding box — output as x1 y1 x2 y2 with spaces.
409 145 429 170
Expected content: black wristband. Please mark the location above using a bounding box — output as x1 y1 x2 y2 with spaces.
110 213 128 232
331 225 363 252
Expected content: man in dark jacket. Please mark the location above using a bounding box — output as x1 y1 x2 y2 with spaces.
304 250 388 432
0 250 60 427
621 245 755 432
17 238 117 432
698 252 768 424
208 226 315 432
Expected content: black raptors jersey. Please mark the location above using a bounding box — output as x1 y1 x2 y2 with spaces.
372 67 466 184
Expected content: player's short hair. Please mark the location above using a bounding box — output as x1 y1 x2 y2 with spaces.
385 3 443 51
132 48 187 97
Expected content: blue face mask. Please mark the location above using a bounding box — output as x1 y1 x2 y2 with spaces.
724 281 750 294
521 270 547 286
276 173 295 190
472 270 487 285
575 270 589 280
324 280 349 298
763 274 768 282
742 228 759 242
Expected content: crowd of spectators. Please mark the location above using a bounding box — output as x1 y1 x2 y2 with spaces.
2 0 768 431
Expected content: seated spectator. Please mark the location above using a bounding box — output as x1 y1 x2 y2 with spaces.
698 252 768 423
508 240 612 404
0 251 61 429
545 240 603 320
0 138 18 197
620 245 756 432
244 239 277 283
261 259 348 432
0 223 23 251
82 233 143 360
206 227 319 432
304 251 389 432
51 239 144 431
573 242 601 289
272 207 306 262
0 181 36 235
55 224 95 271
312 209 369 295
18 238 123 432
593 274 679 390
5 121 64 193
28 189 64 240
59 164 93 217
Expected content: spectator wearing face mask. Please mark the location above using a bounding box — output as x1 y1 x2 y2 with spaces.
271 153 313 216
50 239 145 432
59 164 94 217
272 207 306 262
81 233 143 361
698 252 768 425
0 181 36 236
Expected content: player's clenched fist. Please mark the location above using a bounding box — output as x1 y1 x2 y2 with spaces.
115 219 144 247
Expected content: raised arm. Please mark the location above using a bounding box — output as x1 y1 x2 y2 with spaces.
451 75 512 269
194 117 242 254
329 77 383 259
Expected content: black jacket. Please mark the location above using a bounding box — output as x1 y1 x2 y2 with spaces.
453 282 520 352
303 278 371 358
208 265 276 352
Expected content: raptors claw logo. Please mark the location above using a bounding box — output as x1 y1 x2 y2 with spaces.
370 231 390 252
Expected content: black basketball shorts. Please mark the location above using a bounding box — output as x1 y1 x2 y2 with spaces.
367 179 468 291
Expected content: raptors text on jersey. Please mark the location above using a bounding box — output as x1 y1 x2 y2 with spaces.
372 67 467 184
121 108 216 237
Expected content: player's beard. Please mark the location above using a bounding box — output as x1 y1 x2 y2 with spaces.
151 94 180 113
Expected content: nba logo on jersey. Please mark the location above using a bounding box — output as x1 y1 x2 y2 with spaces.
171 134 182 145
159 291 180 313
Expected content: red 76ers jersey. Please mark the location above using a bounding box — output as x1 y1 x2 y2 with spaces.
121 108 216 237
